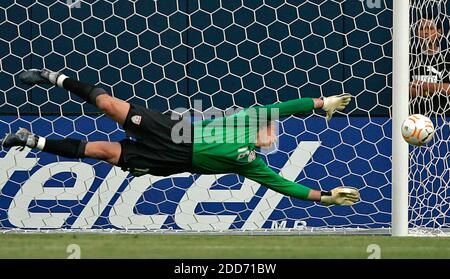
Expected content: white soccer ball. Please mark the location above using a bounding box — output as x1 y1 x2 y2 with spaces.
401 114 435 146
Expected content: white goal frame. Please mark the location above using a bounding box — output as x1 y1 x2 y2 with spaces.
392 0 410 236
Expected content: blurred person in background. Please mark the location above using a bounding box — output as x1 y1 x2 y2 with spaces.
410 17 450 114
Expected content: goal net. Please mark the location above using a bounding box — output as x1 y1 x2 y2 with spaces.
409 0 450 235
0 0 445 235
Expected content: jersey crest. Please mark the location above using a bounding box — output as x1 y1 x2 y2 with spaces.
131 115 142 125
237 147 256 162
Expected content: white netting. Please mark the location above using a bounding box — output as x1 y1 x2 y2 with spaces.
0 0 442 235
409 0 450 233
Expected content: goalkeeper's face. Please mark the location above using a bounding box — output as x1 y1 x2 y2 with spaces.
256 122 277 148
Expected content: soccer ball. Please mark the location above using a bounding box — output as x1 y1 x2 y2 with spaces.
401 114 435 146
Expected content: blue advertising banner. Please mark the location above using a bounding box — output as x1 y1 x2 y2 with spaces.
0 115 392 230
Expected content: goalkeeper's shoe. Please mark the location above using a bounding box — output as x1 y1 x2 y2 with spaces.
18 69 61 86
322 93 352 121
1 128 36 151
320 186 360 206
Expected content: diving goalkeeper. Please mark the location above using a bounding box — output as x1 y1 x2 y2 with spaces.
1 69 360 206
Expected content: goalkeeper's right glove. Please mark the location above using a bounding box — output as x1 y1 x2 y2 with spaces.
320 186 360 206
322 93 352 121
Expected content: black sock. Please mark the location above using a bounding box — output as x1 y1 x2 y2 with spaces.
41 138 87 159
61 78 108 106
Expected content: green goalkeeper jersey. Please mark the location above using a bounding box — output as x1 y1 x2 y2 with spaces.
191 98 315 200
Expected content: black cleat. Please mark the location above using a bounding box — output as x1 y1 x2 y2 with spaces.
18 69 61 86
1 128 35 151
19 69 50 85
19 69 49 85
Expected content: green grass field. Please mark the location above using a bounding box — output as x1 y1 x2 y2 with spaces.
0 234 449 259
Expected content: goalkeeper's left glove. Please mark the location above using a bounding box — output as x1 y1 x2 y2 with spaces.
320 186 360 206
322 93 352 121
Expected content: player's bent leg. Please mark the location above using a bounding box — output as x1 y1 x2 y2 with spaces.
84 141 121 165
19 69 105 105
19 69 130 125
95 95 130 125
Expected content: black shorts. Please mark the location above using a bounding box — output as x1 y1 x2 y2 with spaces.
117 104 193 177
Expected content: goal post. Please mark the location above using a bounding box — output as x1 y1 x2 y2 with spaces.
392 0 410 236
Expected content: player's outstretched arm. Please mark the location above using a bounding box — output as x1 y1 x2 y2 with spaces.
239 159 360 205
251 94 352 121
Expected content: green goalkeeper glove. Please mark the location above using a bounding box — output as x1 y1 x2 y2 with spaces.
320 186 360 206
322 93 352 121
